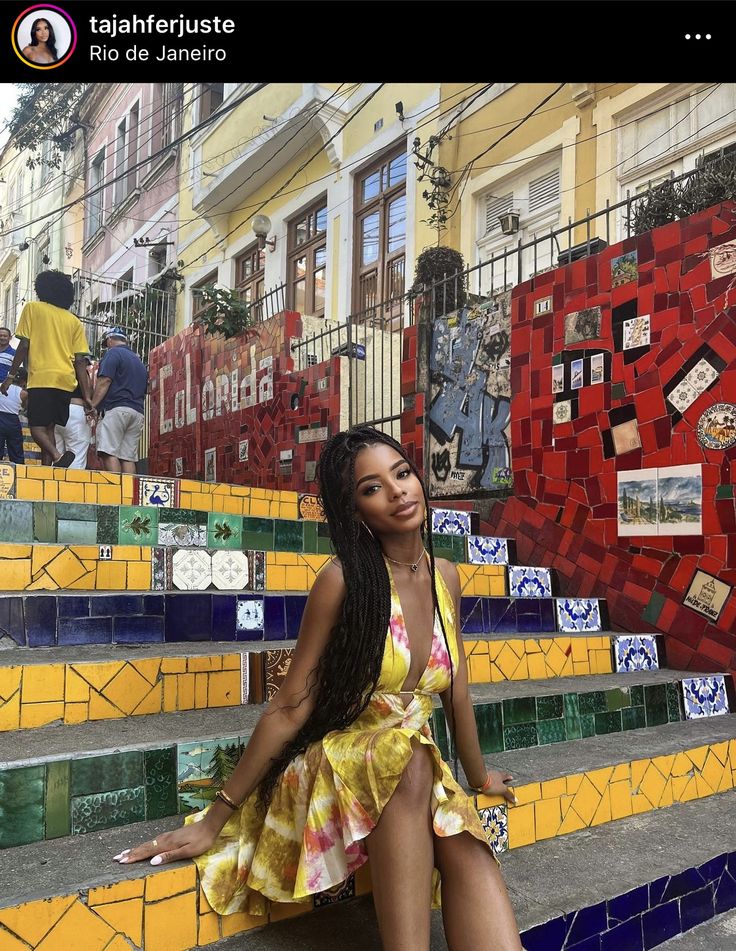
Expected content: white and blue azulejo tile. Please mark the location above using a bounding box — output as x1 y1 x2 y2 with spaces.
614 635 659 672
555 598 602 632
509 566 552 598
682 675 730 720
432 508 472 536
467 536 509 565
479 804 508 855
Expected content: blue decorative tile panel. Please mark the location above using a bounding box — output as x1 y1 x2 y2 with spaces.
614 635 659 672
682 675 730 719
509 566 552 598
431 508 472 536
478 804 508 855
236 598 264 633
467 535 509 565
555 598 602 632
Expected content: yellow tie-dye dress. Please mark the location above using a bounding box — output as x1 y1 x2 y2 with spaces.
186 559 495 916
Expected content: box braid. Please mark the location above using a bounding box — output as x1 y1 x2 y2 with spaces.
259 426 458 809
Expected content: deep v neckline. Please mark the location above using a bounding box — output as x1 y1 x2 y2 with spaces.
385 554 438 694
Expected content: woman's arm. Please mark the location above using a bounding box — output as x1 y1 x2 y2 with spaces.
116 558 347 866
437 560 515 803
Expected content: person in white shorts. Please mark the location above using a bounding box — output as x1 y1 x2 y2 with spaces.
89 327 148 474
55 357 93 468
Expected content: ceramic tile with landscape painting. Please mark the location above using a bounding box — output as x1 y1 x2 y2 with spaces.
204 448 216 483
617 470 658 537
657 464 701 535
177 736 242 812
552 364 564 394
564 306 602 345
610 250 638 287
570 359 583 390
590 352 605 385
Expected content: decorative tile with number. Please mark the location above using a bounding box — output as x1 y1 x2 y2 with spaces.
555 598 602 632
509 566 552 598
682 675 730 719
614 635 659 672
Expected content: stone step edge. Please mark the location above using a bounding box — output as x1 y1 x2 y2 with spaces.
2 794 736 950
0 671 723 767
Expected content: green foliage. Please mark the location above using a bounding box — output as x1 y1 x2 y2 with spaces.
5 83 89 170
206 743 244 788
411 246 467 319
629 153 736 235
194 284 255 339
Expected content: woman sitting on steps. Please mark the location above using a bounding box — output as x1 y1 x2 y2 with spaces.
115 425 522 951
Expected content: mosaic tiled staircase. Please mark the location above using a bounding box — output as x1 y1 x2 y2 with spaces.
1 467 735 950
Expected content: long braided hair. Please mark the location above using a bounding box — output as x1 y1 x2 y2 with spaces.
258 426 457 807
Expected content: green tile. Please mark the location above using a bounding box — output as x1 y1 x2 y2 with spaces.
551 353 562 366
502 696 536 725
644 684 669 727
56 503 97 521
537 719 567 745
0 500 33 542
96 506 119 544
144 747 178 820
642 591 665 625
594 710 623 735
57 519 98 544
71 786 146 835
666 682 682 722
71 751 144 796
432 534 456 561
317 534 333 555
630 685 644 706
475 702 504 754
274 519 304 553
243 517 274 551
207 512 242 549
611 382 626 400
622 705 646 731
536 694 563 720
716 484 734 500
563 693 582 741
503 723 538 750
166 507 207 526
303 521 318 554
118 506 158 546
33 501 57 542
579 691 607 715
580 714 596 738
605 688 630 712
431 709 450 759
45 759 71 839
0 765 45 847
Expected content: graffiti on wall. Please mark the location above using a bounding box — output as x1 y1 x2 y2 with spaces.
428 292 512 497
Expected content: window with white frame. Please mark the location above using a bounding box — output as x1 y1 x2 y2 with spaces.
87 148 105 238
477 157 562 289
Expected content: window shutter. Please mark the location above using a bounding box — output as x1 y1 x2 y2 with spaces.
485 192 514 234
528 168 560 213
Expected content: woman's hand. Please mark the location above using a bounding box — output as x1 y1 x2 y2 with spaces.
474 769 517 806
113 819 217 867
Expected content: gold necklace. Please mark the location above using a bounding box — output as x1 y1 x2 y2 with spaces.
383 548 426 573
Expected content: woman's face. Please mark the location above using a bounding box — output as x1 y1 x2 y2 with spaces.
34 20 50 42
353 443 425 536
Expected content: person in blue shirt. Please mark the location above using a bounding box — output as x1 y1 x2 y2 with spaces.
89 327 148 473
0 366 27 463
0 327 16 383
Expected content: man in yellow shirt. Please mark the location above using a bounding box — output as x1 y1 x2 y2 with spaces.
0 270 92 467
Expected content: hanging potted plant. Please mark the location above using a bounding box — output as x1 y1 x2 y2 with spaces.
410 246 467 321
194 284 255 339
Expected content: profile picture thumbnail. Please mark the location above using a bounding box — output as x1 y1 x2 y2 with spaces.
12 4 77 69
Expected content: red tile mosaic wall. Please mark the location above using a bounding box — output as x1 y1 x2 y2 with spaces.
483 202 736 678
148 314 424 491
148 312 343 491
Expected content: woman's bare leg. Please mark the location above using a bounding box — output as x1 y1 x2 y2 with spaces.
434 831 523 951
365 739 435 951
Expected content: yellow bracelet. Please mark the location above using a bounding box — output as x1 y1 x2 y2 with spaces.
215 789 241 810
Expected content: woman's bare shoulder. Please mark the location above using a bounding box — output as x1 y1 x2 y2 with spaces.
434 557 460 598
313 557 347 597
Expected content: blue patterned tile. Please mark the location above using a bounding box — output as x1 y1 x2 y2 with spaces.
509 566 552 598
431 507 472 536
263 596 286 640
24 596 57 646
212 596 237 640
555 598 602 632
58 617 113 645
113 617 164 643
90 595 143 616
164 595 213 641
478 804 508 855
682 675 730 719
285 596 307 637
642 899 680 948
614 635 659 672
467 536 509 565
236 597 264 638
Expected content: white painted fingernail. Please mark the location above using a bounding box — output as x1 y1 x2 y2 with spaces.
118 857 129 863
150 855 163 866
112 853 123 860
